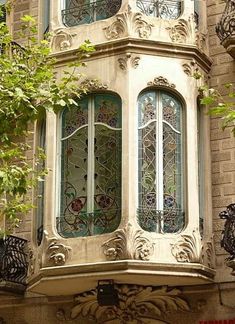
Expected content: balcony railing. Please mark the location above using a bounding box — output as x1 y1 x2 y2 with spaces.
219 204 235 260
216 0 235 58
0 236 28 287
62 0 122 27
136 0 182 20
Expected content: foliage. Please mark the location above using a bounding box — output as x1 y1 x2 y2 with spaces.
199 83 235 134
0 6 94 236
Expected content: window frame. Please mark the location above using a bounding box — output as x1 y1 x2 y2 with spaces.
137 87 186 234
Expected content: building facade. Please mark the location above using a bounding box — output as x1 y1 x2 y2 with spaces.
1 0 235 323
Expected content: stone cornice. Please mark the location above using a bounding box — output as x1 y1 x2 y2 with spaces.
52 37 212 73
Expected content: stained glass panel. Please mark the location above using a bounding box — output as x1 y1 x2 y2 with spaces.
58 94 122 237
138 90 184 233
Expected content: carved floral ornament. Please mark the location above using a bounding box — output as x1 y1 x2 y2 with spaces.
45 238 72 266
104 5 153 40
51 29 77 51
166 15 195 44
102 223 154 261
171 229 215 269
80 78 108 91
56 285 190 324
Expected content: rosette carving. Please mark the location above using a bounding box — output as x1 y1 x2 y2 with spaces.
147 76 176 89
104 6 153 40
171 229 202 263
46 238 72 266
102 223 154 261
66 285 189 323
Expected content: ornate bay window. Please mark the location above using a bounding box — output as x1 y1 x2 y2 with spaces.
138 89 184 233
136 0 182 19
62 0 122 27
57 93 122 238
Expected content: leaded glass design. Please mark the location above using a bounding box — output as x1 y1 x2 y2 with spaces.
58 93 122 238
62 0 122 27
136 0 182 20
138 90 184 233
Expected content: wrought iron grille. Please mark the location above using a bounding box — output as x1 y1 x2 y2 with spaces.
136 0 182 19
0 236 28 285
57 209 121 237
62 0 122 27
216 0 235 42
219 203 235 260
137 208 185 233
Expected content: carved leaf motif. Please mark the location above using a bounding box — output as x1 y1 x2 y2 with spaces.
104 6 153 40
80 78 108 91
171 229 202 263
69 285 189 323
102 223 154 261
166 16 195 44
201 239 215 269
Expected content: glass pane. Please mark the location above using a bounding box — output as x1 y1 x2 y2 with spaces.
136 0 182 20
59 99 89 237
36 120 46 245
94 94 122 235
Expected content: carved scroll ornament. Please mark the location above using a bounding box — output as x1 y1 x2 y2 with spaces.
102 223 154 261
166 16 195 44
51 29 77 51
57 285 190 323
104 5 153 40
46 238 72 266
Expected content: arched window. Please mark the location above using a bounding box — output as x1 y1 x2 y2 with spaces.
62 0 122 27
57 93 122 238
136 0 182 19
138 90 184 233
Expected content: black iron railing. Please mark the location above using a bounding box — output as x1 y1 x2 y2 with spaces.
0 236 28 285
62 0 122 27
216 0 235 42
137 208 185 233
219 203 235 260
136 0 182 20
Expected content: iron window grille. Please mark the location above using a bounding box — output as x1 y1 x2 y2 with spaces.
62 0 122 27
136 0 182 20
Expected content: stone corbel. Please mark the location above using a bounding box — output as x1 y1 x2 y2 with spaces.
118 53 141 70
102 223 154 261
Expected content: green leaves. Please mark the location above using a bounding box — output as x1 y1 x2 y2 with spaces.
0 12 95 234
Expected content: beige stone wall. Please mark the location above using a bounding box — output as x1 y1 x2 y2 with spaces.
207 0 235 281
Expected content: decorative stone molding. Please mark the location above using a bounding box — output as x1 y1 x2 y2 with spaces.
171 229 202 263
196 32 207 52
80 78 108 91
28 246 36 276
201 239 215 269
58 285 190 323
104 5 153 40
102 223 154 261
118 53 140 70
46 238 72 266
166 16 195 44
51 29 77 51
147 76 176 89
182 60 199 77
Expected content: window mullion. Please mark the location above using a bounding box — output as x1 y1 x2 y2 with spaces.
156 92 164 231
87 96 95 214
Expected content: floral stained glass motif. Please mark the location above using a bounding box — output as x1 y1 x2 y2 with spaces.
138 90 184 233
58 94 122 238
